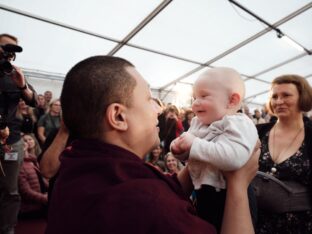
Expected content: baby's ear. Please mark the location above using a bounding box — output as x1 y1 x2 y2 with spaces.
228 93 241 108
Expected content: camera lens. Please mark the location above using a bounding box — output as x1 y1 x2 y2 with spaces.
0 60 13 74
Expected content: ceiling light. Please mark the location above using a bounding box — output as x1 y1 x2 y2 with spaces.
229 0 311 55
280 35 305 52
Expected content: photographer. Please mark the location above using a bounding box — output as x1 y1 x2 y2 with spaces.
0 33 37 234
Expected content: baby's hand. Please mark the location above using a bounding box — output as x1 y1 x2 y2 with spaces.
170 133 196 161
170 132 195 154
170 137 184 155
178 132 195 152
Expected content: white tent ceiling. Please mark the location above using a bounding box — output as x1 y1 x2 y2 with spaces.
1 0 312 107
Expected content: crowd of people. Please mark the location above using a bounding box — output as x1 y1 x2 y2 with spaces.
0 32 312 234
0 33 52 234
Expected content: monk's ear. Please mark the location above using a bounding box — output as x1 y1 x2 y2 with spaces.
105 103 128 131
228 93 241 108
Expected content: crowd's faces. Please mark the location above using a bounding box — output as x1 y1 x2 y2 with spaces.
166 111 178 120
51 101 61 114
270 83 300 119
124 67 161 158
244 105 250 115
38 95 46 107
165 155 178 173
0 36 17 61
18 99 26 109
254 110 261 119
261 105 268 115
44 91 52 103
23 134 35 150
186 112 195 121
151 145 162 160
178 109 185 120
192 77 229 125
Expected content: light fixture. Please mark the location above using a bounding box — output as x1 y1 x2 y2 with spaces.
275 29 305 52
281 35 305 52
229 0 311 55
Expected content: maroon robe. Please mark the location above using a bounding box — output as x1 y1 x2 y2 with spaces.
46 139 215 234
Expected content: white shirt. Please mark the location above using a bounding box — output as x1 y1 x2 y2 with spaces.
187 113 258 190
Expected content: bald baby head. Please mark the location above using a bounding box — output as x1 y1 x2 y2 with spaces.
194 67 245 113
198 67 245 98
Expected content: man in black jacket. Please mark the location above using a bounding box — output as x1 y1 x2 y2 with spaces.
0 33 37 234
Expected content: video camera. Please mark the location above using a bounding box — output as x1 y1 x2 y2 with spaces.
0 44 23 74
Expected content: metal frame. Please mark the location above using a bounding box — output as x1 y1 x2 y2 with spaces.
1 1 311 105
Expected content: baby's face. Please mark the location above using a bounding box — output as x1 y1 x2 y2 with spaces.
192 77 229 125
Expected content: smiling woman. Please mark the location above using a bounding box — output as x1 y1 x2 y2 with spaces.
164 152 183 175
255 74 312 234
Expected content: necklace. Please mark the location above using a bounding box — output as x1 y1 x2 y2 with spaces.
270 124 303 174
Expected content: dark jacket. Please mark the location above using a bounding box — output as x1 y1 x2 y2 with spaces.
0 73 37 144
46 140 216 234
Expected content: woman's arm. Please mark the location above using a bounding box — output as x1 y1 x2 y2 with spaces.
40 123 69 179
37 126 46 144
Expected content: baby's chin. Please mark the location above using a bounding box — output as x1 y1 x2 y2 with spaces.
197 117 213 125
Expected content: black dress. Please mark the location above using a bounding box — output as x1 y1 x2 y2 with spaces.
256 131 312 234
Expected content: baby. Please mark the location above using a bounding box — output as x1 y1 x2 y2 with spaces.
170 67 258 231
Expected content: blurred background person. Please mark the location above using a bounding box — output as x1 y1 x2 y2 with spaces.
243 104 253 119
33 94 47 142
18 140 48 218
37 99 61 145
164 152 183 175
161 105 184 153
23 134 41 159
0 33 37 234
145 144 165 172
16 99 37 135
33 94 47 123
252 109 266 125
182 109 195 131
43 91 52 106
261 104 271 123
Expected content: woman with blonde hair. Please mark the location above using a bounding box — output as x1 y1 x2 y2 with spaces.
23 133 41 158
164 152 183 175
37 99 61 144
18 138 48 216
16 98 37 134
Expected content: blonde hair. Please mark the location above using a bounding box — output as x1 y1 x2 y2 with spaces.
16 102 37 123
23 133 42 157
164 152 183 172
47 99 61 114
